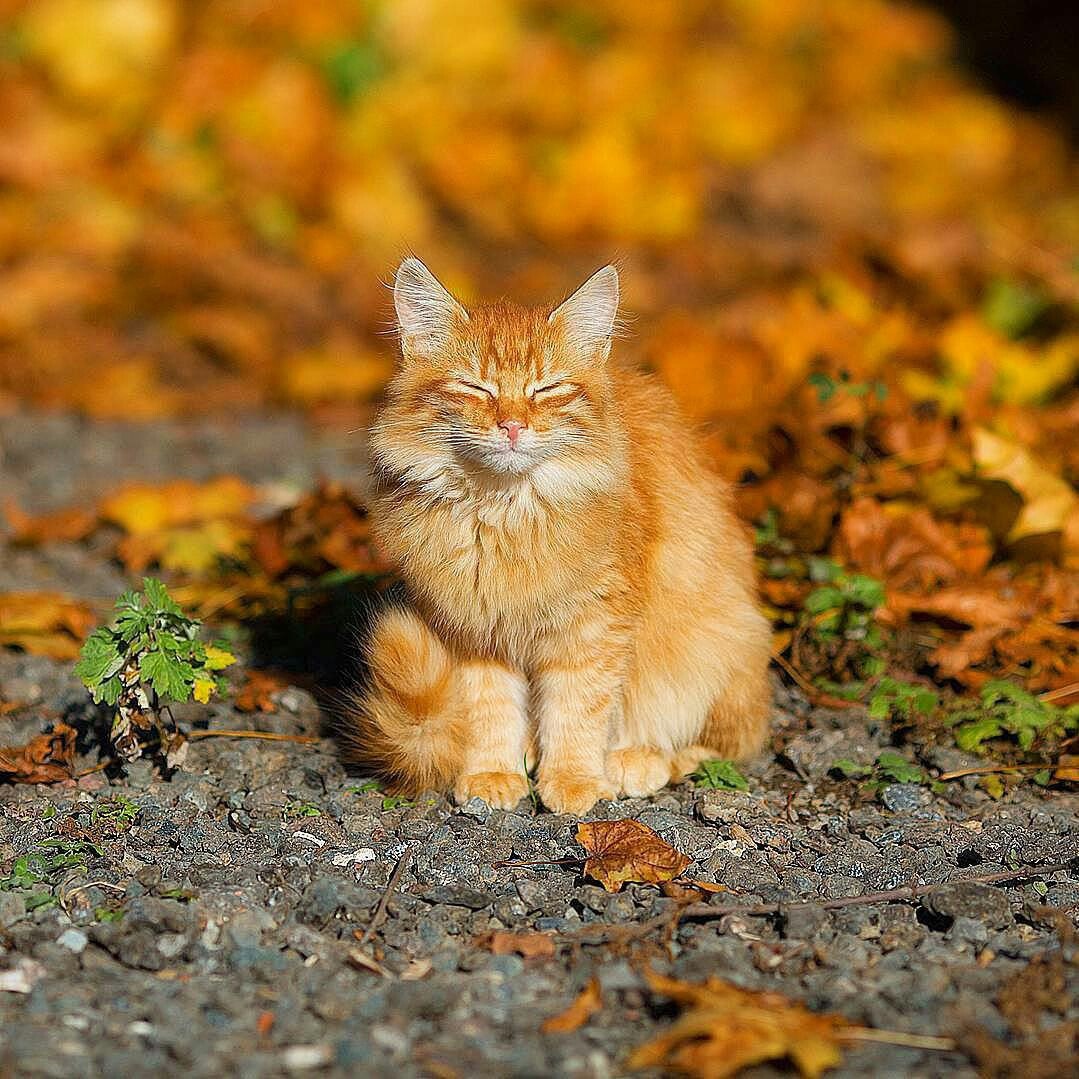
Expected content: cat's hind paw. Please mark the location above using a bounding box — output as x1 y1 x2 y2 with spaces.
454 771 529 810
607 746 670 798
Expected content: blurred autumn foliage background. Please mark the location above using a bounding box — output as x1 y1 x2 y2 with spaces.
0 1 1076 704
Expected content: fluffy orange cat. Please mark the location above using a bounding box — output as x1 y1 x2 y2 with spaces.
346 258 772 815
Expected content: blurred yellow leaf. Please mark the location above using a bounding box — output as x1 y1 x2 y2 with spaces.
0 593 97 660
973 429 1077 546
628 970 846 1078
100 478 255 535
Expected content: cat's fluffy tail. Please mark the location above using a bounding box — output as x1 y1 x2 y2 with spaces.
343 606 464 793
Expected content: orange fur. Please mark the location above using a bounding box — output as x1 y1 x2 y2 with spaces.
344 259 772 814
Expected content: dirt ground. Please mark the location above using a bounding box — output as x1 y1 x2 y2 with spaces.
1 410 1077 1078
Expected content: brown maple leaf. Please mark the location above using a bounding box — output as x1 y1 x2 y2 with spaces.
628 970 847 1078
0 722 77 784
576 819 691 893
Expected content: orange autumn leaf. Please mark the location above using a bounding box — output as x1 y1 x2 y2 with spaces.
3 499 97 545
234 670 291 714
834 498 993 592
576 819 691 893
0 593 97 660
477 930 556 960
628 971 847 1079
541 978 602 1034
0 722 77 784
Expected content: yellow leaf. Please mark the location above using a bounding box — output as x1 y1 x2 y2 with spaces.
628 971 846 1079
203 646 236 671
0 593 98 660
972 429 1077 544
192 678 215 704
100 477 255 536
576 819 691 893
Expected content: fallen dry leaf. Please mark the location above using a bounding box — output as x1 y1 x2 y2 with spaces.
973 428 1077 550
541 977 602 1034
628 970 846 1078
834 498 993 592
234 670 290 714
477 930 556 960
99 476 256 535
576 819 691 893
0 722 77 783
3 499 97 545
0 593 97 660
1053 755 1079 783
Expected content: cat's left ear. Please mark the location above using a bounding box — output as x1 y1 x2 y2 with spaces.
549 265 619 360
393 257 469 359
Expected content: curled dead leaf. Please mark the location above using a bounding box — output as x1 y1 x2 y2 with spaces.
0 722 77 783
576 819 691 893
628 970 847 1079
541 977 602 1034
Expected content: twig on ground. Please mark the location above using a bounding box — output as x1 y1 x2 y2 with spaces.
73 728 320 777
841 1028 957 1052
556 861 1076 946
187 730 320 744
493 857 583 869
358 847 413 946
937 763 1051 781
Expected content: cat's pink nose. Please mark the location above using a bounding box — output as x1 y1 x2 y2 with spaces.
498 419 524 447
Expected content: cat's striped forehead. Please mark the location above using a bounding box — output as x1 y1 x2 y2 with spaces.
463 302 558 381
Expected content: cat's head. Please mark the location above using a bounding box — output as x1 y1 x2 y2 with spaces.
372 258 623 490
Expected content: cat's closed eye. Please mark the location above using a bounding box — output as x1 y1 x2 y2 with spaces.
447 379 498 399
528 380 576 400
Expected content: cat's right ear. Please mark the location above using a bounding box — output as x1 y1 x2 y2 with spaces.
393 258 468 359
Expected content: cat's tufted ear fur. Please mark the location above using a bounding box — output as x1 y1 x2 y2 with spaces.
548 265 619 360
394 257 469 357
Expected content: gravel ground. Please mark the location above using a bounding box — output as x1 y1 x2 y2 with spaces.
1 411 1077 1078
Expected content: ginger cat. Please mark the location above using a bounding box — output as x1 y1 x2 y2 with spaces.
346 259 772 815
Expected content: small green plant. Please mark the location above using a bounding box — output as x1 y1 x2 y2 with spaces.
0 838 102 910
94 906 125 923
692 759 750 792
867 678 939 724
285 800 322 818
90 793 142 832
945 680 1078 753
380 794 413 810
831 751 927 793
76 578 235 767
981 278 1050 339
808 371 887 404
803 560 885 648
345 780 381 795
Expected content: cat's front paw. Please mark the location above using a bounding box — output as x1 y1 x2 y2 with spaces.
538 773 615 816
454 771 529 810
607 746 670 797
